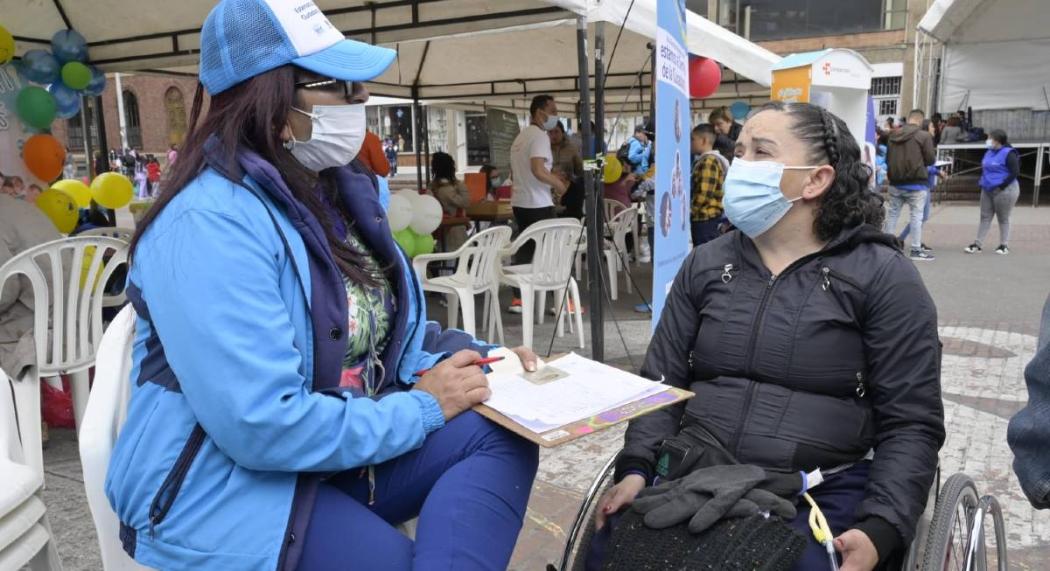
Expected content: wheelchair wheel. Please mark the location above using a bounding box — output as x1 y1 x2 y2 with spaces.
971 495 1008 571
560 456 617 571
920 473 980 571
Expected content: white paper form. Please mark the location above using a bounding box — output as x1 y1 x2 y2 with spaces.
482 352 669 433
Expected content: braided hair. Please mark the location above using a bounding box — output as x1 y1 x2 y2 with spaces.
758 101 884 241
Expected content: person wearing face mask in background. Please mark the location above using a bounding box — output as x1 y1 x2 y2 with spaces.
964 129 1020 255
508 94 569 314
107 2 539 570
589 102 943 571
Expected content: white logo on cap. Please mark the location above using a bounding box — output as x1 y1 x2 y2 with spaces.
263 0 344 57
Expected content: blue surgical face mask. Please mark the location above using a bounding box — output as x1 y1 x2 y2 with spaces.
723 158 817 238
985 139 996 149
542 114 560 131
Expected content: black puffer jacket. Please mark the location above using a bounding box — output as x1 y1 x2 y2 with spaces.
617 224 945 561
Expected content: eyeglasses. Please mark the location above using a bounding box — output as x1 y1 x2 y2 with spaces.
294 78 353 102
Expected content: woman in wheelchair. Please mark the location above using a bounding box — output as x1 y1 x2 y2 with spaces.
591 102 945 571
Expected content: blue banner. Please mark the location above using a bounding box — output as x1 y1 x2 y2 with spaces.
651 0 691 329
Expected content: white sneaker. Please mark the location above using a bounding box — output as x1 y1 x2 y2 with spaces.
995 245 1010 255
963 243 982 254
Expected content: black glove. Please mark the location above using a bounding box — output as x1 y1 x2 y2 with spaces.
631 464 765 533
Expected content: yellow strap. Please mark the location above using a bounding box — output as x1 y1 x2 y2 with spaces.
803 492 833 545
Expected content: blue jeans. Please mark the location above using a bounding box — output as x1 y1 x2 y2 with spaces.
884 187 928 251
898 189 932 242
587 462 871 571
299 411 539 570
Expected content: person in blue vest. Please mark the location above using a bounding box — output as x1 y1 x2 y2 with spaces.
964 129 1021 255
106 1 539 570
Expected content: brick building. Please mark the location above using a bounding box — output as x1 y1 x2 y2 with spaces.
51 73 199 162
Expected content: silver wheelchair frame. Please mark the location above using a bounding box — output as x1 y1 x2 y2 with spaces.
557 454 1007 571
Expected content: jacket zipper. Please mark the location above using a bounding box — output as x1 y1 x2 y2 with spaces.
821 266 864 291
148 424 206 538
732 253 829 455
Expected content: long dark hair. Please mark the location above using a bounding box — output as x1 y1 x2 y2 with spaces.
129 65 375 285
431 151 457 182
758 101 885 241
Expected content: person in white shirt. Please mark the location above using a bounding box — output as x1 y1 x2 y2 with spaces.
508 94 568 313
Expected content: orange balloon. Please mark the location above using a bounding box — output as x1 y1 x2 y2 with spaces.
23 134 66 182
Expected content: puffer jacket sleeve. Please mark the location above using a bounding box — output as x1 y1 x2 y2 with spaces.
615 248 702 482
853 252 945 559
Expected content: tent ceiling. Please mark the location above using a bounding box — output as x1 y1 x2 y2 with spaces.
918 0 1050 44
4 0 778 105
4 0 574 72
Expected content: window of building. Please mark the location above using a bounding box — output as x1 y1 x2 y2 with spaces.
66 102 98 153
164 87 188 146
123 90 142 149
872 75 903 123
718 0 900 41
871 76 902 97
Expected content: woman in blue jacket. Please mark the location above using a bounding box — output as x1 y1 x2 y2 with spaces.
107 1 538 569
964 129 1021 255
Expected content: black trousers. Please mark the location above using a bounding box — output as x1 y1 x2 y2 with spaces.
511 206 556 298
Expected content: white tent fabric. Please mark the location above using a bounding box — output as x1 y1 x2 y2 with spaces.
918 0 1050 110
4 0 777 98
2 0 576 72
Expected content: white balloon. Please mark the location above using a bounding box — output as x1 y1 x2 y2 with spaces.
387 193 413 232
410 194 444 235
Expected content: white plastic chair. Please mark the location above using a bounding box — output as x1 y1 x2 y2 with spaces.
499 219 585 350
78 306 153 571
603 199 640 260
575 207 638 300
0 236 129 477
75 228 133 310
412 227 512 345
0 369 63 571
76 228 135 242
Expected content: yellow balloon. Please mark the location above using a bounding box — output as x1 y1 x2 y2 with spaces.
51 179 92 208
36 188 79 234
90 172 134 209
0 25 13 66
603 154 624 184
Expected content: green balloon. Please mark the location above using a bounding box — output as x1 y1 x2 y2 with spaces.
61 61 91 90
16 86 57 130
393 229 416 257
414 234 436 256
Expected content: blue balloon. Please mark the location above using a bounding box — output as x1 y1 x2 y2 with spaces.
730 101 751 120
21 49 61 85
84 65 106 97
49 82 81 119
51 29 88 63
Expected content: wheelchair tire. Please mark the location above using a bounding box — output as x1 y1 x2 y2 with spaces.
569 479 615 571
920 473 980 571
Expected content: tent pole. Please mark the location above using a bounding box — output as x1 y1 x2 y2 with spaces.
578 15 604 363
412 87 423 191
80 96 94 178
423 105 431 188
648 42 656 125
594 21 606 158
94 95 110 174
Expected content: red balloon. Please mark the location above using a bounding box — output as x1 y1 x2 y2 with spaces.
689 56 722 99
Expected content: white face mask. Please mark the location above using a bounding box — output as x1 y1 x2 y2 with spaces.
985 139 996 149
288 104 366 172
542 113 560 131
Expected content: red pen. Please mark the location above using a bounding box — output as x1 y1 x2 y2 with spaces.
414 355 506 377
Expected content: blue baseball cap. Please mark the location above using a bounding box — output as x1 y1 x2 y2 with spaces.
199 0 396 95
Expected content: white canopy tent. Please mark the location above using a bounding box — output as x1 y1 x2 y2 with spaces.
916 0 1050 113
3 0 783 359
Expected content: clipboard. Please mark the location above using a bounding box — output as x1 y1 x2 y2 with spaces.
472 353 694 448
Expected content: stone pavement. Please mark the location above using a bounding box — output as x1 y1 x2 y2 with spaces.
39 204 1049 570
